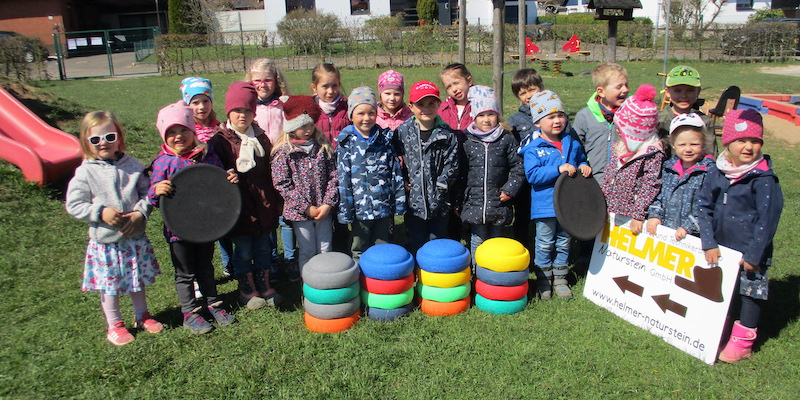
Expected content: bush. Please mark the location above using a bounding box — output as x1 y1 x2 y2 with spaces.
0 35 49 80
417 0 437 25
721 22 800 59
277 9 341 54
168 0 190 34
365 14 403 52
747 8 785 23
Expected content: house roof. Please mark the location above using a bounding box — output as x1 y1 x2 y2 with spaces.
587 0 643 8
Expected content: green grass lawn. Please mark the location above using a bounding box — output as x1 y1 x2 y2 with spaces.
1 61 799 398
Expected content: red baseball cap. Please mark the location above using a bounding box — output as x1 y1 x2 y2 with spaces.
409 81 441 103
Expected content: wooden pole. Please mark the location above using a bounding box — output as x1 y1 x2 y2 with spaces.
458 0 466 64
608 19 618 62
518 0 526 69
493 0 505 111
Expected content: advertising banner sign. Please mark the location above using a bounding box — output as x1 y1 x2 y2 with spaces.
584 214 742 364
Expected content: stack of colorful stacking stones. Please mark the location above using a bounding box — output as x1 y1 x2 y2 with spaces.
359 243 416 321
416 239 472 316
302 252 362 332
474 238 530 315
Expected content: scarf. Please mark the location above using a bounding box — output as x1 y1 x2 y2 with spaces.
467 123 503 143
257 94 278 106
716 150 764 182
596 96 617 124
318 95 342 116
617 135 661 165
227 121 265 173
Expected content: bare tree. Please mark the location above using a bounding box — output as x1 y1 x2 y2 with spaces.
184 0 227 36
666 0 728 39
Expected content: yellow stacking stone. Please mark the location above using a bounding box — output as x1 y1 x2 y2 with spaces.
474 237 530 272
417 266 471 288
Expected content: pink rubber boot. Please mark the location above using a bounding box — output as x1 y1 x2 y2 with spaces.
718 321 757 363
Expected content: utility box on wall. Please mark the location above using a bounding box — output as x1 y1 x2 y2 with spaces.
438 0 452 25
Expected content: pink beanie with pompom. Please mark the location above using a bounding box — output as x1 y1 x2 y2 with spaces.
614 84 659 150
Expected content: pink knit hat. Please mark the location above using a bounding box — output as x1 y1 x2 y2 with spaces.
378 69 404 93
614 84 659 151
722 108 763 146
156 101 195 142
225 81 257 116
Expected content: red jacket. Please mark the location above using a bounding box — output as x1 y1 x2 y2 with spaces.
438 96 472 142
315 96 349 149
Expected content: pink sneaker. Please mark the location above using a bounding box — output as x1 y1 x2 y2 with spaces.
134 312 164 334
107 321 135 346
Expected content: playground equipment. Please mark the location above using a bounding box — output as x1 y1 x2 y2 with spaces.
0 87 82 185
739 94 800 127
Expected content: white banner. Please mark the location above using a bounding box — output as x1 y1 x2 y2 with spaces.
583 214 742 364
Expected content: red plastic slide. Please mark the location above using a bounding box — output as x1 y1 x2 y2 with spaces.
0 86 82 185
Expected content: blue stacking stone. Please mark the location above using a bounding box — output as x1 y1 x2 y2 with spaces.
475 266 530 287
359 243 415 281
366 303 415 322
416 239 471 273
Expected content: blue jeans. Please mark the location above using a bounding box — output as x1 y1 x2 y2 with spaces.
533 217 570 269
406 214 449 256
231 233 272 276
217 237 233 266
470 223 504 267
280 216 296 260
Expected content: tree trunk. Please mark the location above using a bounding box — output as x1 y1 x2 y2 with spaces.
518 0 526 69
459 0 466 64
493 0 505 111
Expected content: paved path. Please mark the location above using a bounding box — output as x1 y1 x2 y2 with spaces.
46 52 159 79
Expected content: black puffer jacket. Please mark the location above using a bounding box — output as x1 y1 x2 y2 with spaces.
460 128 525 225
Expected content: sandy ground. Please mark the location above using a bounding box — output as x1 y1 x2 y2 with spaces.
760 65 800 77
705 65 800 145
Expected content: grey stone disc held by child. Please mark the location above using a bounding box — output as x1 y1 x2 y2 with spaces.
160 163 241 243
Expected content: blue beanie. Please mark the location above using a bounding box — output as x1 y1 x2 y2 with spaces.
180 76 213 104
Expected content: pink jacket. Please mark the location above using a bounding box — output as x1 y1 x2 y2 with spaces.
254 99 284 144
438 97 472 129
315 95 349 149
376 104 413 131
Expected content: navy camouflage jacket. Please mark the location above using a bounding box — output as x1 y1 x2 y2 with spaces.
336 125 406 223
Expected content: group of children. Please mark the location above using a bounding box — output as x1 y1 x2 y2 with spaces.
65 61 783 364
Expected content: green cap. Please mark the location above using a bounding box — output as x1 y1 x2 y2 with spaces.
666 65 701 87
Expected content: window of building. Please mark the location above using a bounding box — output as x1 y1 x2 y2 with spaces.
287 0 315 12
735 0 753 11
351 0 370 15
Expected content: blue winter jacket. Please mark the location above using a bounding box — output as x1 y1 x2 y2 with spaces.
521 132 589 220
648 154 715 236
696 156 783 267
336 125 406 224
394 116 460 219
508 104 536 146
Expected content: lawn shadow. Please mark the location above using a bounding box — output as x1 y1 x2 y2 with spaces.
151 306 184 330
757 274 800 349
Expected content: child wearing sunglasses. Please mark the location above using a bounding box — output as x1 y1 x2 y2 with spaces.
66 111 163 346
